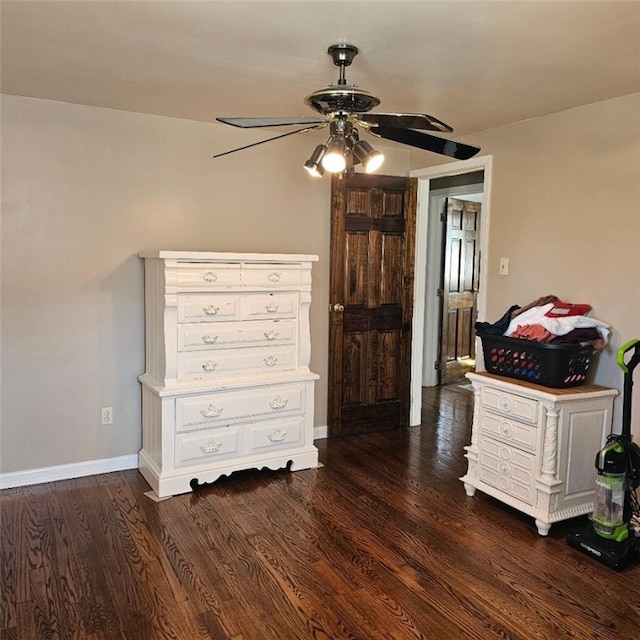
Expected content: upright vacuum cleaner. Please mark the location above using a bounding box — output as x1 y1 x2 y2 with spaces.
567 339 640 570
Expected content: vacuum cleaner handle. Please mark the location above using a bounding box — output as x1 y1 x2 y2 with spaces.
617 338 639 441
617 338 640 374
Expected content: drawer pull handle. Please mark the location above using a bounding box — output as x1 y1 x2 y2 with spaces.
201 404 223 418
264 356 278 367
200 439 222 454
202 271 218 283
267 429 287 443
265 302 279 313
264 330 279 341
269 396 288 410
268 272 281 283
203 305 220 316
202 334 218 344
499 397 512 412
500 422 513 437
499 447 512 460
499 462 511 475
202 361 218 372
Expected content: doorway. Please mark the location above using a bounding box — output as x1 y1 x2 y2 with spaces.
409 156 493 426
327 173 417 438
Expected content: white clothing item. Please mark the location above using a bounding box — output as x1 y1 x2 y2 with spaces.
505 303 610 343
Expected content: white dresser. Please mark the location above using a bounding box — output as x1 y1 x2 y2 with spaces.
138 251 319 498
461 372 617 535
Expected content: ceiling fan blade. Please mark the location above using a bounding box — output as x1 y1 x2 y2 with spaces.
358 113 453 133
213 124 326 159
371 127 480 160
217 116 327 128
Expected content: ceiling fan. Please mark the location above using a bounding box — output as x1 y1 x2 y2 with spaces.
214 44 480 177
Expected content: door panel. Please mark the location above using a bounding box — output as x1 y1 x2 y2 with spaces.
329 173 417 437
439 197 480 384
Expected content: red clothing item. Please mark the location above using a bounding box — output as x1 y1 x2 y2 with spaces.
510 324 555 342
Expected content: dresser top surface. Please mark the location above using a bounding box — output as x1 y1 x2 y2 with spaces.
139 251 319 263
467 371 618 399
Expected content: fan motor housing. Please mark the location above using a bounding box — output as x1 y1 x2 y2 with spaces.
304 85 381 115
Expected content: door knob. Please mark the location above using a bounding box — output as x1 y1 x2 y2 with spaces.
333 303 345 312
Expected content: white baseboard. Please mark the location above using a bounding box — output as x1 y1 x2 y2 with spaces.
314 425 328 440
1 427 329 491
0 454 139 490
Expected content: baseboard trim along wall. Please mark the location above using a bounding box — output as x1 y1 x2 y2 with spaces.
0 454 139 490
0 427 329 489
314 425 328 440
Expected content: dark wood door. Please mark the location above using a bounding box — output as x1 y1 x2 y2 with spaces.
439 197 481 384
328 173 417 437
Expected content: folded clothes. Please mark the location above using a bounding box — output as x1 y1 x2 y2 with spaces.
475 304 521 335
509 324 555 342
545 302 592 317
476 299 610 351
505 303 610 343
549 327 606 351
509 324 606 350
549 327 602 344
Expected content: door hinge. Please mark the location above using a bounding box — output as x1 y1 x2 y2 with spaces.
436 288 444 298
434 360 441 370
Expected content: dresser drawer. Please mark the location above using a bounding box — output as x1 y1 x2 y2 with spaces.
480 387 539 426
176 383 306 431
479 413 538 454
177 319 296 351
176 264 242 290
175 426 241 466
178 294 242 323
246 415 305 455
242 264 303 288
478 438 536 504
244 293 298 319
177 345 296 379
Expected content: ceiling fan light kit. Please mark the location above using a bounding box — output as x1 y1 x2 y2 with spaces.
353 139 385 173
303 144 326 177
215 43 480 176
321 138 348 173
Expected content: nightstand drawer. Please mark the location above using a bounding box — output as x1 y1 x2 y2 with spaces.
175 427 241 466
176 383 306 431
178 319 296 351
242 265 303 288
479 413 538 454
478 438 536 504
480 387 539 426
246 415 305 455
177 345 296 379
176 264 242 290
178 294 242 322
244 293 298 319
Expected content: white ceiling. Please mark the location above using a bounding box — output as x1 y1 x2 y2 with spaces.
2 1 639 139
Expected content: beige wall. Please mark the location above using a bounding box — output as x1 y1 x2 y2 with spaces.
0 94 410 474
411 92 640 437
2 92 638 476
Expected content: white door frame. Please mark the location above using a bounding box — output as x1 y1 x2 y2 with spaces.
409 155 493 426
421 185 484 387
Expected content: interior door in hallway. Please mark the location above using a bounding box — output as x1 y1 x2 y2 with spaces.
328 173 417 437
439 197 481 385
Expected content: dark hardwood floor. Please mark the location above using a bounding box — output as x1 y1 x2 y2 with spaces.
2 384 639 639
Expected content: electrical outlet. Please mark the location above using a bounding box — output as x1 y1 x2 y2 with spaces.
101 406 113 425
499 257 510 276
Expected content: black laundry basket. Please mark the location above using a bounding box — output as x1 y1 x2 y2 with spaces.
478 333 596 388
